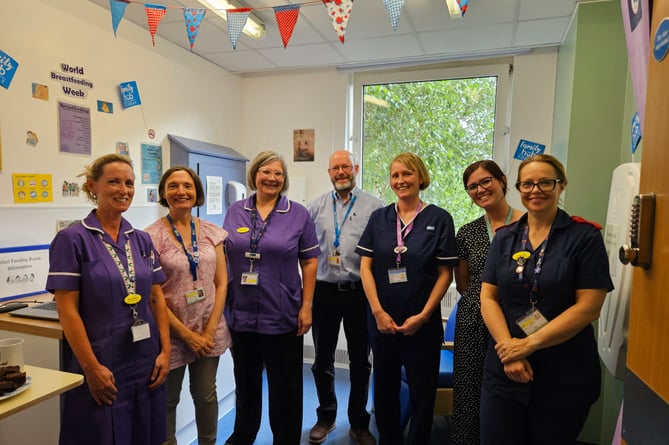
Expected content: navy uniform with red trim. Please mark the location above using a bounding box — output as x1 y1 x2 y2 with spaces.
480 209 613 445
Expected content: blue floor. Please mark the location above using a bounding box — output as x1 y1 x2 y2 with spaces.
216 363 451 444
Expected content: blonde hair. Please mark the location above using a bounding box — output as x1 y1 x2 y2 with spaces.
247 151 289 193
390 152 431 190
80 153 133 203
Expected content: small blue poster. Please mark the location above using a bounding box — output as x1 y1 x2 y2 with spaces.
141 143 163 184
631 112 642 154
119 81 141 108
513 139 546 160
0 50 19 90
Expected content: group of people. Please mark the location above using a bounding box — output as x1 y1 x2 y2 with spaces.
46 148 612 445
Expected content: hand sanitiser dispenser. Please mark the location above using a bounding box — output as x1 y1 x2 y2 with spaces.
598 162 640 379
227 180 246 207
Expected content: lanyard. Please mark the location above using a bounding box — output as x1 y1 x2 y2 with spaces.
166 214 199 282
100 235 137 297
520 224 550 308
249 199 276 255
395 201 422 265
485 206 514 242
332 191 357 250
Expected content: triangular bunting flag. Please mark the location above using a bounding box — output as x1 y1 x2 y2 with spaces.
323 0 354 44
183 8 207 50
227 8 251 50
273 4 301 49
144 3 167 46
383 0 404 31
110 0 130 37
460 0 469 15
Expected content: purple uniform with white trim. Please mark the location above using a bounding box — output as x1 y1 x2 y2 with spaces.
46 210 167 445
223 194 321 334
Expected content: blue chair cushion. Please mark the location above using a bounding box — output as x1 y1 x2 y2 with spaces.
437 349 454 387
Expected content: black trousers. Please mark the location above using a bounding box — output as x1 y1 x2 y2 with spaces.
371 321 441 445
226 330 304 445
311 281 372 429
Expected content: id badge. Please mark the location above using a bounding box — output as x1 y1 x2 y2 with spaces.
387 267 408 284
245 251 261 260
241 271 259 286
185 287 206 305
131 319 151 342
516 307 548 335
328 255 341 266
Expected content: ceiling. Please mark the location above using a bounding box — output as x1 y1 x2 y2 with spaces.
88 0 581 75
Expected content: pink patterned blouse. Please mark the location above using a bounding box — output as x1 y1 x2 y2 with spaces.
145 218 232 369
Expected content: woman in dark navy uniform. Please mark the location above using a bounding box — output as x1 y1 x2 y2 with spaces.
357 152 458 445
480 154 613 445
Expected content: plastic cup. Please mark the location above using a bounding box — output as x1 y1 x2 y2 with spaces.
0 338 25 371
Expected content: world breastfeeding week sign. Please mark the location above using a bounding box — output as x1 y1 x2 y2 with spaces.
50 63 94 99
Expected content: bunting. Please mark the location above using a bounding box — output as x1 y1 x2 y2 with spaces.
183 8 207 50
227 8 252 50
145 3 167 46
274 4 301 49
383 0 404 31
109 0 130 38
323 0 354 44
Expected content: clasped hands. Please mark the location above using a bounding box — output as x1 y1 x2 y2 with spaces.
374 311 424 336
495 337 535 384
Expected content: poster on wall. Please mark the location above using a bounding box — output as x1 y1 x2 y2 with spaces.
0 49 19 90
12 173 53 204
141 143 162 184
58 101 91 155
206 176 223 215
293 129 315 162
0 245 50 302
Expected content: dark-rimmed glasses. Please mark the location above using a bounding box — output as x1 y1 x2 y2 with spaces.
515 179 562 193
465 176 494 194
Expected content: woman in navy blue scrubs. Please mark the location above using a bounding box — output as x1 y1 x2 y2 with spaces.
479 154 613 445
357 152 458 445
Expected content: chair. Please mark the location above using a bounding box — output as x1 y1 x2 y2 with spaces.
434 299 457 416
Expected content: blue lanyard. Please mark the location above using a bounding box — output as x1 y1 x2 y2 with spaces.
332 191 357 249
520 224 550 308
249 198 276 254
166 214 199 282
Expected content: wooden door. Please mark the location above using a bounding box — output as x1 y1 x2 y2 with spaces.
623 1 669 443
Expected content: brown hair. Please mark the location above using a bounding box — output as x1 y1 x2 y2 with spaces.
463 159 508 194
158 166 205 208
247 151 289 193
517 154 568 185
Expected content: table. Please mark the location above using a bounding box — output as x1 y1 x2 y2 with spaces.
0 365 83 420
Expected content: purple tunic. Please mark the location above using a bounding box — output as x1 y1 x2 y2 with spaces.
223 194 320 335
46 210 167 445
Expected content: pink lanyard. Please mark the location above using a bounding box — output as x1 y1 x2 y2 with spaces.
395 201 422 265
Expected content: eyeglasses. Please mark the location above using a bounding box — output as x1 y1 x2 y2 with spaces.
465 176 494 194
515 179 562 193
328 165 353 173
258 169 285 179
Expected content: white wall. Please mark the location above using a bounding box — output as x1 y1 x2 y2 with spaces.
0 0 243 247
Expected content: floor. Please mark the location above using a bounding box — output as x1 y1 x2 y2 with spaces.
215 363 452 444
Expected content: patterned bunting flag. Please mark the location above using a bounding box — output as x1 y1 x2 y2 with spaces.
227 8 252 50
460 0 469 15
273 4 301 49
144 3 167 46
183 8 207 50
383 0 404 31
110 0 130 37
323 0 354 44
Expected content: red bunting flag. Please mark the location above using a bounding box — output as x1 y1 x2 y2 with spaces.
145 3 167 46
273 4 301 49
322 0 354 44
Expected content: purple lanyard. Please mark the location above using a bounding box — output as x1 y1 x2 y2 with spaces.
395 201 422 265
520 224 550 307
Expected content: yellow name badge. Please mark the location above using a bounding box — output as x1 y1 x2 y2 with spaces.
237 227 250 233
512 251 531 261
124 293 142 305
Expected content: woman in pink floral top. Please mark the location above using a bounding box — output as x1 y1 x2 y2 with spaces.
145 166 232 445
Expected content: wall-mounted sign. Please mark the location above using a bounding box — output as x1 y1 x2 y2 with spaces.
513 139 546 160
0 245 50 302
653 17 669 62
119 81 142 108
50 63 94 99
0 49 19 90
12 173 53 204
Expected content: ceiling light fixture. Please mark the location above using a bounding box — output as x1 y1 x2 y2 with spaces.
445 0 467 19
197 0 266 39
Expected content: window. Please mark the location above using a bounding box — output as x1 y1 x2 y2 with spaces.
350 63 510 229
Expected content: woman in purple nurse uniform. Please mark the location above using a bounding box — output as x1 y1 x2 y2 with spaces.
46 153 171 445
